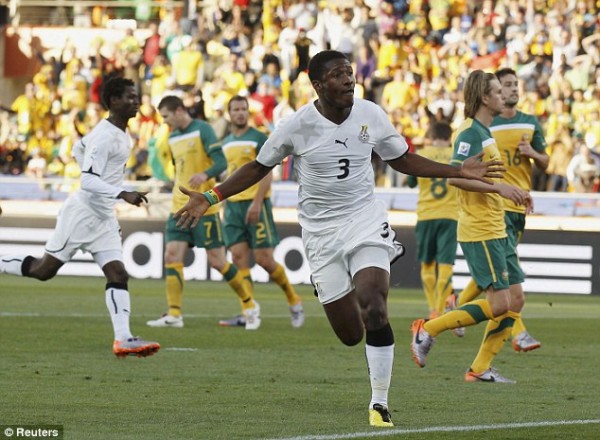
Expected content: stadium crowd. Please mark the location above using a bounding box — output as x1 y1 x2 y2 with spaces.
0 0 599 192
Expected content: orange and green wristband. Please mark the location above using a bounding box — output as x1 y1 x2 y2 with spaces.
202 187 224 206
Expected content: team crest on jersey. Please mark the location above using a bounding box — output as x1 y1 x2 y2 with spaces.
457 141 471 156
358 125 370 143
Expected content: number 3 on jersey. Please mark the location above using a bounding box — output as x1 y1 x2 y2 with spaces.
337 158 350 179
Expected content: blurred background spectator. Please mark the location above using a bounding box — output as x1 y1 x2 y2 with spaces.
0 0 598 194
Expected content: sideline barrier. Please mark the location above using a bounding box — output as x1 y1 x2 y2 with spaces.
0 215 598 295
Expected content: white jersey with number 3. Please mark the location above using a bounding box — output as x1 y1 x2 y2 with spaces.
257 98 409 232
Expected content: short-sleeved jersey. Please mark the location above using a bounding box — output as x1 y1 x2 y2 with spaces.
173 50 203 86
72 119 132 219
256 98 409 233
413 145 458 221
222 127 269 202
168 119 221 215
491 111 546 213
450 118 506 242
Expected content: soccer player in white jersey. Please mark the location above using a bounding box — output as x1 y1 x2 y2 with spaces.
172 51 504 427
0 77 160 358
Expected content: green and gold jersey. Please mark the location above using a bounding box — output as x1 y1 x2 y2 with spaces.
491 111 546 213
451 118 506 242
222 127 269 202
169 119 221 215
412 145 458 221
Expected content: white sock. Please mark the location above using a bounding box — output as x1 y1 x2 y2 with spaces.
366 344 394 409
0 255 28 275
105 287 133 341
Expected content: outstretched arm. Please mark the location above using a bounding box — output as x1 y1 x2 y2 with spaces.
387 151 505 183
449 179 534 214
175 160 273 228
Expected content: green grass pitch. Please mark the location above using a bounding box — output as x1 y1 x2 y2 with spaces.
1 276 599 440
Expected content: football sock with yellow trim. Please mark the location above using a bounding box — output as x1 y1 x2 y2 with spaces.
420 262 437 313
435 263 454 314
424 298 494 337
511 314 526 338
220 262 255 310
165 262 184 317
458 278 481 306
270 263 301 306
237 267 255 311
470 310 519 373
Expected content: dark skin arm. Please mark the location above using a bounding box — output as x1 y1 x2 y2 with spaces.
118 191 149 207
176 151 504 229
175 161 273 228
387 151 505 180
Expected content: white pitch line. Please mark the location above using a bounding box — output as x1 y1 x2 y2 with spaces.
0 312 301 318
163 347 199 352
264 419 600 440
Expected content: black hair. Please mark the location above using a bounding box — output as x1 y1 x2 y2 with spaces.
495 68 517 81
101 77 134 110
157 95 185 112
307 50 349 82
429 121 452 141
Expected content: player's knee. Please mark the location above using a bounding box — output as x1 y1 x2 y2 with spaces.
112 269 129 284
255 255 275 272
364 305 388 329
105 264 129 284
490 302 509 317
164 252 180 265
254 250 277 273
510 294 525 312
339 330 364 346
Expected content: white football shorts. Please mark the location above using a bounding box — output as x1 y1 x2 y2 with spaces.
45 195 123 266
303 200 396 305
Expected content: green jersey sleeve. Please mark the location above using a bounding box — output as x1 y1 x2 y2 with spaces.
451 129 482 165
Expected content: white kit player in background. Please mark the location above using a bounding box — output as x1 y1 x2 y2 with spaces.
172 51 504 427
0 77 160 358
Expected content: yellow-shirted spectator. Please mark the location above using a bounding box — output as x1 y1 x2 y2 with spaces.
46 156 65 178
11 83 35 136
27 129 54 158
450 0 467 16
381 69 419 112
150 55 171 106
429 0 451 32
60 60 87 111
172 36 204 90
61 156 81 193
292 71 316 109
262 0 281 47
521 91 547 118
571 90 587 135
545 99 572 140
222 65 247 97
377 34 400 73
583 109 600 147
119 28 141 54
133 95 161 149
